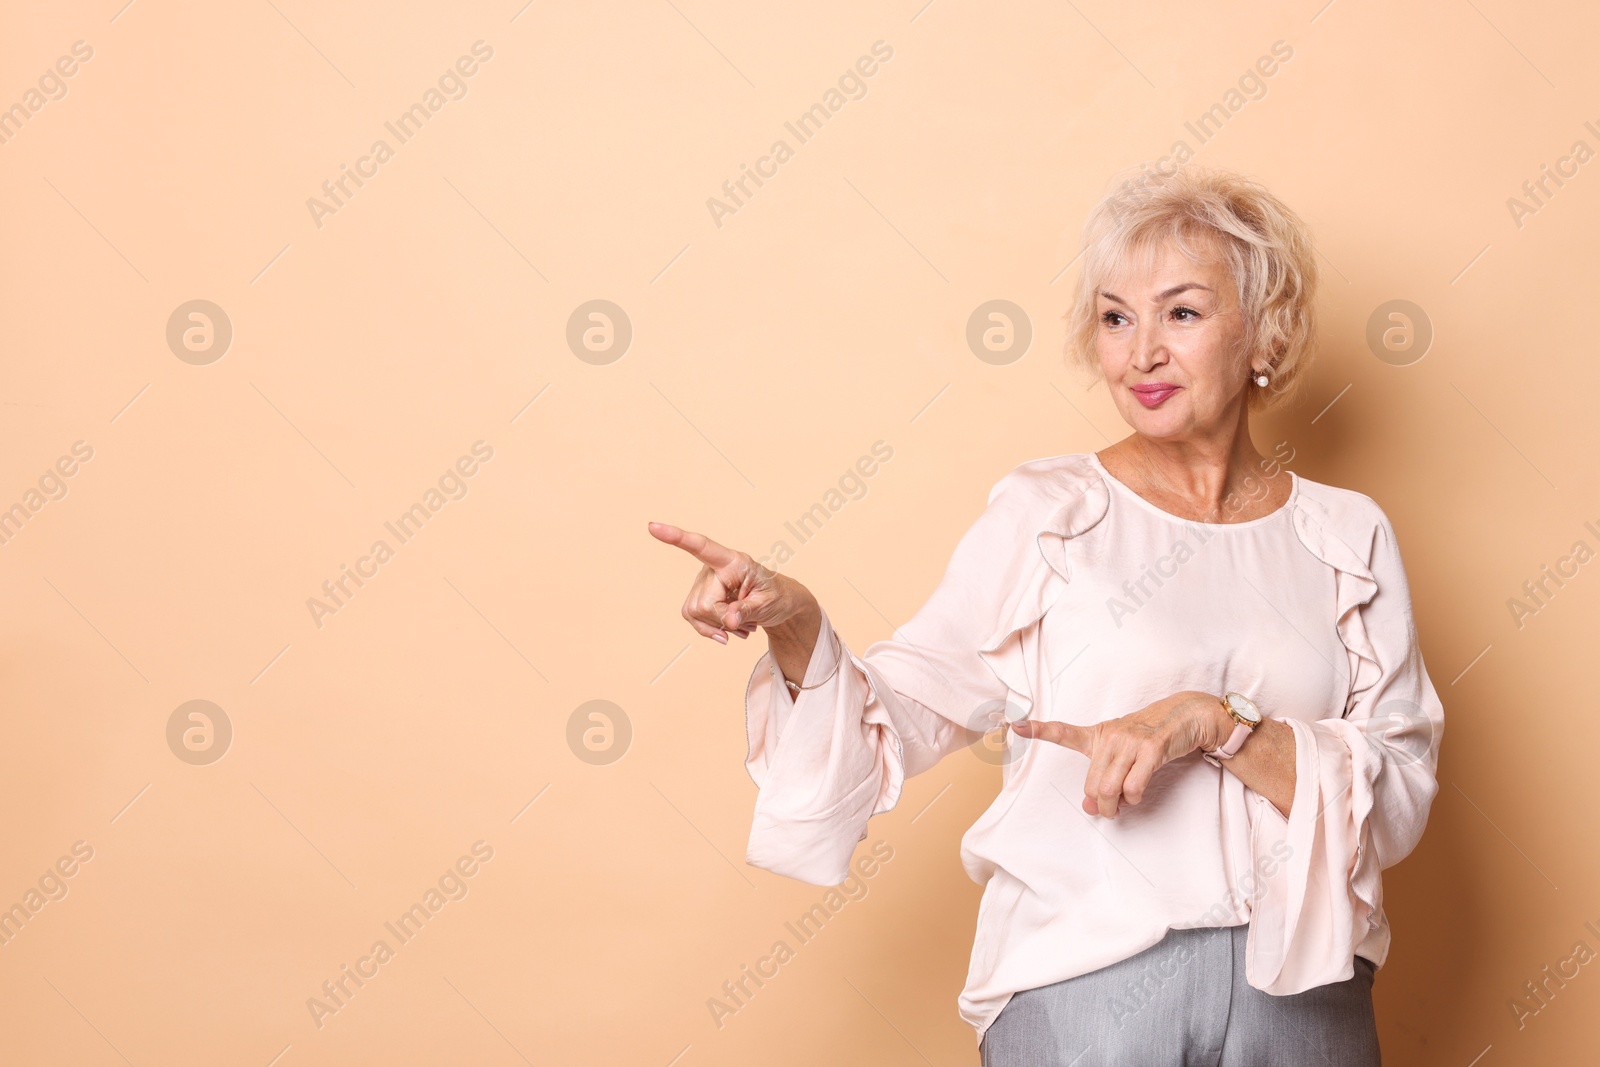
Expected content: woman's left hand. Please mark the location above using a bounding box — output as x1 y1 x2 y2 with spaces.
1009 691 1230 818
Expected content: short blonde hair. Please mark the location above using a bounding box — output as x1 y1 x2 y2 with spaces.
1063 163 1319 411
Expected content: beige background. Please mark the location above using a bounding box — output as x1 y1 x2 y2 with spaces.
0 0 1594 1063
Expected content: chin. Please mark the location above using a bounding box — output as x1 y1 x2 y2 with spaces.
1121 405 1190 438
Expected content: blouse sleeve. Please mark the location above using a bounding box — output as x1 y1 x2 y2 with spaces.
1245 503 1445 993
741 476 1033 887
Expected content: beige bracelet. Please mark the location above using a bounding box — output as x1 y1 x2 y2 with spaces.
783 627 844 693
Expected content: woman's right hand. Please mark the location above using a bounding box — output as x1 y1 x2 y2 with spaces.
648 521 808 645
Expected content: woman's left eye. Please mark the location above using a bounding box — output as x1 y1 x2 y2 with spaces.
1172 306 1199 321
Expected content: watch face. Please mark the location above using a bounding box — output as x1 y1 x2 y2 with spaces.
1226 692 1262 725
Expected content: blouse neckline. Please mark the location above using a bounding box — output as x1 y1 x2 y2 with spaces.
1086 450 1299 530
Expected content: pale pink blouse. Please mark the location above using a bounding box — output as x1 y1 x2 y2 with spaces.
741 452 1445 1041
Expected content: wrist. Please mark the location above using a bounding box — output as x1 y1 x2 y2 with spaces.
764 582 821 673
765 578 819 640
1193 691 1236 752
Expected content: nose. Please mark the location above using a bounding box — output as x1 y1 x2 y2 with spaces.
1130 316 1166 371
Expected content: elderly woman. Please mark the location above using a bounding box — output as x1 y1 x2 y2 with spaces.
650 166 1443 1065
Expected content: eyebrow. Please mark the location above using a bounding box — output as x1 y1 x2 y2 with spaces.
1097 283 1214 305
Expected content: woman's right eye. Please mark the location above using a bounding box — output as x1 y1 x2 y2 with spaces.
1100 310 1127 326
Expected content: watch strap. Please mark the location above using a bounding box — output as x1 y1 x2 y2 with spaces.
1206 720 1253 762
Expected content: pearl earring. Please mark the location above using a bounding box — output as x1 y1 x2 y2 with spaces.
1252 368 1270 387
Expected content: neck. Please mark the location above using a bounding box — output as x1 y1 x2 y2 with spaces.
1102 408 1275 521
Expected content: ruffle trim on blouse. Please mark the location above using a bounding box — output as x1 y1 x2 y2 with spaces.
973 456 1112 723
1246 486 1391 992
1287 491 1382 708
1287 487 1387 904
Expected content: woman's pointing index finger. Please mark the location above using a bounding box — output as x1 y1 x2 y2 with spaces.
647 521 738 568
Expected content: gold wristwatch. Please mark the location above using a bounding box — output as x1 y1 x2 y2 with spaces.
1202 692 1262 768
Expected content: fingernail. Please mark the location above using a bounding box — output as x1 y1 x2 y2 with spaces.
712 632 728 644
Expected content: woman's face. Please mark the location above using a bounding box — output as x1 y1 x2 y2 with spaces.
1093 237 1252 441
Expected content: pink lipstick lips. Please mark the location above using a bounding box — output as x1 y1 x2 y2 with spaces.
1130 383 1181 408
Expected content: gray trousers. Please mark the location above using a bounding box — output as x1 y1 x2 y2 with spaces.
979 925 1379 1066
